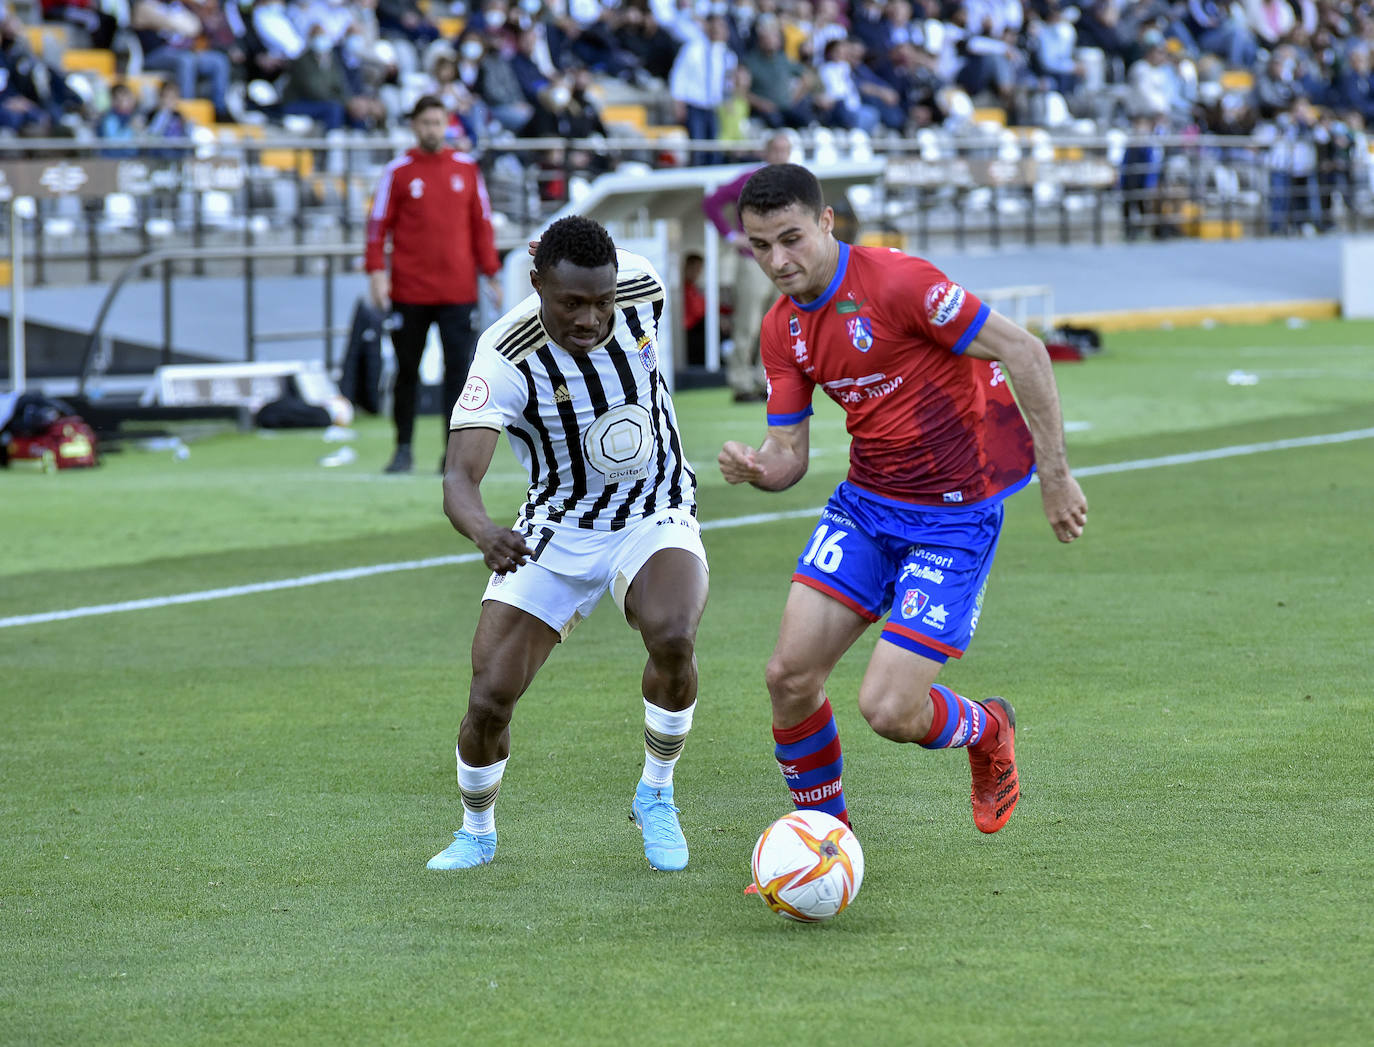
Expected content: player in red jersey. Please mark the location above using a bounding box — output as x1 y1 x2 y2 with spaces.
719 163 1087 834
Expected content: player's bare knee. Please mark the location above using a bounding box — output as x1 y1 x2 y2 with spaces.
858 692 922 742
645 630 696 678
765 655 819 709
464 685 518 736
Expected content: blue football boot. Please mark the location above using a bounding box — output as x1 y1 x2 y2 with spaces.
631 782 688 871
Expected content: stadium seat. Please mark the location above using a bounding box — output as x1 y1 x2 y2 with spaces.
176 97 215 127
435 16 464 38
22 23 69 62
259 148 314 178
600 103 649 133
200 190 236 229
1219 70 1254 92
62 48 117 79
102 193 138 231
124 73 166 106
973 106 1007 127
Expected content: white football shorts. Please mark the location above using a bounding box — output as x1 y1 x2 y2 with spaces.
481 508 708 641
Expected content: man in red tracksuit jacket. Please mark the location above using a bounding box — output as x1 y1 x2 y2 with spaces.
365 95 502 473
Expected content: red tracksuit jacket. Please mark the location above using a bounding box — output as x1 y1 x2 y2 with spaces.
364 147 501 306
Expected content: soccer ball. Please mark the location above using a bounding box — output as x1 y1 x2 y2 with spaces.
750 809 864 922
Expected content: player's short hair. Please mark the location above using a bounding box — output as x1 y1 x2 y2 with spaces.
409 94 445 120
738 163 825 221
533 215 618 274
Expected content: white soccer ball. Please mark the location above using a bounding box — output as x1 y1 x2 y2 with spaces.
751 809 864 922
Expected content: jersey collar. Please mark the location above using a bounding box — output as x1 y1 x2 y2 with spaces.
790 241 850 313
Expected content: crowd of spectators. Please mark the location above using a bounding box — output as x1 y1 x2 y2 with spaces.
2 1 1372 230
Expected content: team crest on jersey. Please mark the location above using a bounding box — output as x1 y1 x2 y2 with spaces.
900 588 930 619
458 375 490 410
637 333 656 372
925 281 965 327
788 314 801 337
847 316 874 352
451 174 465 193
409 178 424 199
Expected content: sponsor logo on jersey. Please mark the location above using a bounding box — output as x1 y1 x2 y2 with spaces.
458 376 490 410
788 314 801 337
409 178 424 199
899 562 945 585
900 588 930 618
922 603 948 628
912 547 954 568
792 338 808 364
942 491 964 503
835 295 866 315
970 578 988 633
451 174 465 193
553 384 573 404
637 333 656 372
925 281 966 327
847 316 874 352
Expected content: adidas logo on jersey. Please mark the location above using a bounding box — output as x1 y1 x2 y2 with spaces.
552 385 573 404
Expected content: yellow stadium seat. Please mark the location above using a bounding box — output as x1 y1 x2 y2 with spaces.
858 230 903 249
260 148 314 177
600 103 649 132
123 73 166 106
436 16 465 38
1219 69 1254 92
973 107 1007 127
642 124 688 140
62 48 117 79
176 97 215 126
23 23 70 60
0 259 12 288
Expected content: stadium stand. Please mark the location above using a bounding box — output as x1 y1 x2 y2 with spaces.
0 0 1369 257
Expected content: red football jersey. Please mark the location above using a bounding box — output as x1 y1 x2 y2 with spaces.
761 243 1035 507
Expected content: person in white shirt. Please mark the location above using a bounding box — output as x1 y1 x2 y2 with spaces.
667 10 736 162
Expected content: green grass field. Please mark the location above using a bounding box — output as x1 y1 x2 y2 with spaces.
2 319 1372 1046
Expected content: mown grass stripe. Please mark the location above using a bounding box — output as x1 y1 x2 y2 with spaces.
3 427 1371 631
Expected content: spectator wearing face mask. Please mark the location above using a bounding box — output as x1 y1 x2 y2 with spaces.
467 29 533 134
522 67 610 198
281 25 387 130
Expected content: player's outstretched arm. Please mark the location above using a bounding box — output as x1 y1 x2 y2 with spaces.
964 310 1088 543
718 420 811 491
443 427 535 573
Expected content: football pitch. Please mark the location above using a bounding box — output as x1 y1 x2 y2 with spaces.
2 319 1371 1046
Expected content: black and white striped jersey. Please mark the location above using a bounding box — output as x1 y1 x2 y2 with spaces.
450 250 697 531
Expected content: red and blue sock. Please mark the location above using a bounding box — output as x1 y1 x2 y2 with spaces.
773 697 849 826
918 684 995 750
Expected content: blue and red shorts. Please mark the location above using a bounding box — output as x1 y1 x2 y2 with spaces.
791 481 1005 662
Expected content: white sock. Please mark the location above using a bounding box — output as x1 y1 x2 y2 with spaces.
641 699 695 789
457 752 507 837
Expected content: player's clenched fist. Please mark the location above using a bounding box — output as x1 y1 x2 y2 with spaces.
718 441 764 485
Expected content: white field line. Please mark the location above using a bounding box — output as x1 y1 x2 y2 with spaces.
3 427 1372 631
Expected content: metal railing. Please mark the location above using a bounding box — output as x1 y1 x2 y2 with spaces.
4 129 1372 288
77 241 363 396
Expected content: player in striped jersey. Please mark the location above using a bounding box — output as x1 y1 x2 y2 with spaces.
720 164 1087 838
427 216 710 873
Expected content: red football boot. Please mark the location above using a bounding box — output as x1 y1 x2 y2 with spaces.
968 698 1019 833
